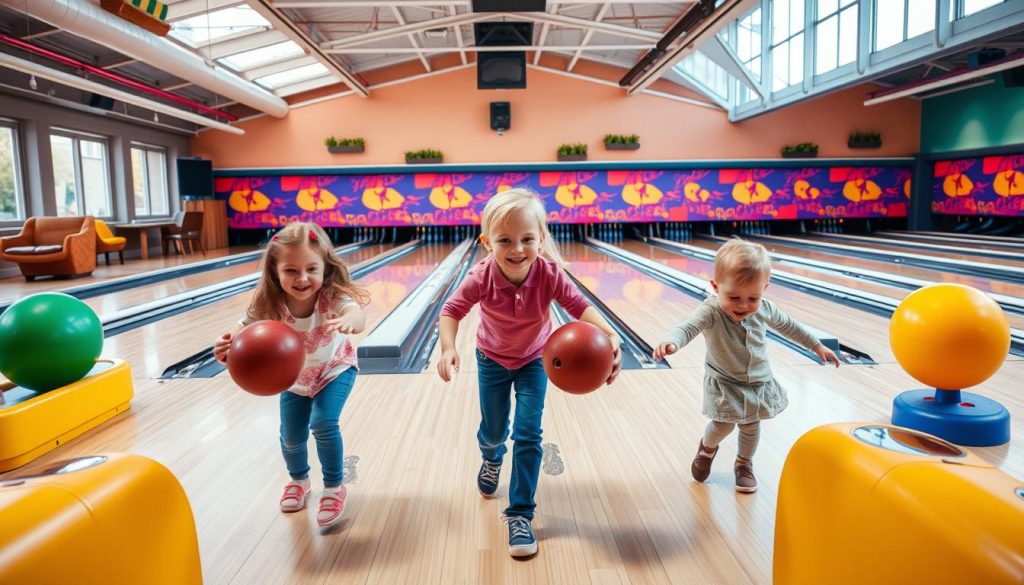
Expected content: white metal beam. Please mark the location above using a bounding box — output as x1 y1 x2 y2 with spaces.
243 55 317 79
168 0 245 22
390 6 432 72
328 44 654 54
515 10 664 42
533 2 559 65
199 30 286 60
699 35 760 94
447 6 467 65
568 3 611 72
321 12 488 48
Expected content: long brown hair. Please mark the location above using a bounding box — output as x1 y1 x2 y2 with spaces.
247 222 370 321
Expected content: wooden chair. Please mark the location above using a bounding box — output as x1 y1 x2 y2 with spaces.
164 211 204 256
95 219 126 265
161 211 184 256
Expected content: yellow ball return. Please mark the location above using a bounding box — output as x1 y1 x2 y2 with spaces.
0 359 133 472
0 453 202 584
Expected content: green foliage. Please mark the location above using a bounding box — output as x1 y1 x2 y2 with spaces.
781 142 819 155
0 130 16 219
849 131 881 143
325 136 365 148
405 149 443 160
557 143 588 155
603 134 639 144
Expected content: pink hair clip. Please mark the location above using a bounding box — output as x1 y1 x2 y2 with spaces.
308 231 318 241
271 235 280 241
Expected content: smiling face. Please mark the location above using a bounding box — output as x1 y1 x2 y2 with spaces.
484 209 543 285
275 243 325 311
711 276 769 322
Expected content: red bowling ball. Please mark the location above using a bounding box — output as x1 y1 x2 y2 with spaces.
227 321 305 396
542 321 614 395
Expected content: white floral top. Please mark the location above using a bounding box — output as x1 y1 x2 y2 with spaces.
241 291 358 398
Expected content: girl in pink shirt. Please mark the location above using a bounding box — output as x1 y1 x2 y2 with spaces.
438 188 621 557
214 222 369 529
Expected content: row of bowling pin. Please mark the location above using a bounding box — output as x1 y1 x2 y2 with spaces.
658 222 693 241
590 223 625 242
736 221 772 235
816 218 844 233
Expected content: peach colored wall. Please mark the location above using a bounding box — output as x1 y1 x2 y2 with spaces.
192 65 920 168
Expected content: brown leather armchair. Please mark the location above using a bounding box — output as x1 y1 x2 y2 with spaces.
0 216 97 280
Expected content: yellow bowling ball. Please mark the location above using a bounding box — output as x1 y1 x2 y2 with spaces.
890 284 1010 390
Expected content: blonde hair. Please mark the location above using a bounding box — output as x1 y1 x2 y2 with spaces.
714 238 771 285
480 187 566 268
248 222 370 321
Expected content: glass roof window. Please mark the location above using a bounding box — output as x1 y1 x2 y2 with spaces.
172 6 271 48
221 41 305 71
675 51 730 100
255 63 331 89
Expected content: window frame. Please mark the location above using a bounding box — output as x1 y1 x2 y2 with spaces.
815 0 859 75
0 118 25 226
769 0 806 92
130 142 170 219
49 128 113 219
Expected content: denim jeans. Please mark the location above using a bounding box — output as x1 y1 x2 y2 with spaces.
476 348 547 520
279 368 357 487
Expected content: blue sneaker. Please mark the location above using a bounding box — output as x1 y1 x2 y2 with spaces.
477 459 501 498
505 516 538 557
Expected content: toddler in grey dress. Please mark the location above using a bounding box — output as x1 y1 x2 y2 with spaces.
654 238 840 492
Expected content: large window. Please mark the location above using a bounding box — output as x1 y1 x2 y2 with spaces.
677 51 731 100
815 0 858 75
734 8 763 103
50 132 111 217
960 0 1004 17
131 145 169 217
0 122 23 221
771 0 805 91
876 0 936 51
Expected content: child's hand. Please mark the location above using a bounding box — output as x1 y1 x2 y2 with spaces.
213 333 232 364
653 342 677 360
606 333 622 385
326 312 360 334
813 343 841 367
438 349 460 382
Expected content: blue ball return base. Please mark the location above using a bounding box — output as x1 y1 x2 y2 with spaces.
892 389 1010 447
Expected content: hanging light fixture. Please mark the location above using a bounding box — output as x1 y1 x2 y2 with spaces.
28 74 37 90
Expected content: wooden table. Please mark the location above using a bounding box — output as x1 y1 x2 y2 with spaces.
115 221 176 260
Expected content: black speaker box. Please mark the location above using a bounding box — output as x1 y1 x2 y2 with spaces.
490 101 510 131
1003 66 1024 87
478 52 526 90
472 0 546 12
474 22 533 46
88 93 115 110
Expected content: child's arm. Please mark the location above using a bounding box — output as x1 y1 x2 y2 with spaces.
327 299 366 334
437 316 460 382
653 303 714 360
763 300 840 367
579 307 622 384
213 322 244 364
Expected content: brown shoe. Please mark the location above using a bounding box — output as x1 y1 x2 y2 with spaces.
690 440 718 482
734 459 757 493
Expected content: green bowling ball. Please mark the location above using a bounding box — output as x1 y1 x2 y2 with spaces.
0 292 103 392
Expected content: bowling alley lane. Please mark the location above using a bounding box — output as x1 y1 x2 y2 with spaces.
82 243 394 318
102 243 453 379
782 233 1024 267
617 240 896 361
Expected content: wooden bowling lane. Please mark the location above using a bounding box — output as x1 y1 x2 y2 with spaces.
799 233 1024 268
558 242 812 369
874 231 1024 251
82 244 394 318
102 244 453 379
619 240 896 361
692 237 1024 298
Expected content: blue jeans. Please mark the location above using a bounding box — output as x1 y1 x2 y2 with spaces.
279 368 357 487
476 349 547 520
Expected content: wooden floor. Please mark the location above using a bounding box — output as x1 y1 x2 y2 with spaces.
1 236 1021 585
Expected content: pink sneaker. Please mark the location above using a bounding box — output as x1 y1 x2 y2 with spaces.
280 480 311 512
317 486 347 527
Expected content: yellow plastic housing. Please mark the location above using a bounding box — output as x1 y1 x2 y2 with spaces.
774 423 1024 585
0 453 202 584
0 359 133 472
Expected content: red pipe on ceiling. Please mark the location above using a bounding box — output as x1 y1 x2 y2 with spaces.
0 32 238 122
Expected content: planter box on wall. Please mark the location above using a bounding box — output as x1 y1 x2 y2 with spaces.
328 145 365 153
605 142 640 150
848 139 882 149
557 154 587 162
406 157 443 164
782 151 818 159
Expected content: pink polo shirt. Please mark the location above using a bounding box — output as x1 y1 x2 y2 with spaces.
441 255 590 370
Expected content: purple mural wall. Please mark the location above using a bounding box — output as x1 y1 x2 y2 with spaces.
217 165 912 229
931 154 1024 216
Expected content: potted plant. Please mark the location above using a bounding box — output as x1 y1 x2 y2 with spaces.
781 142 819 159
604 133 640 150
848 131 882 149
405 149 443 164
325 136 365 153
557 143 588 162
